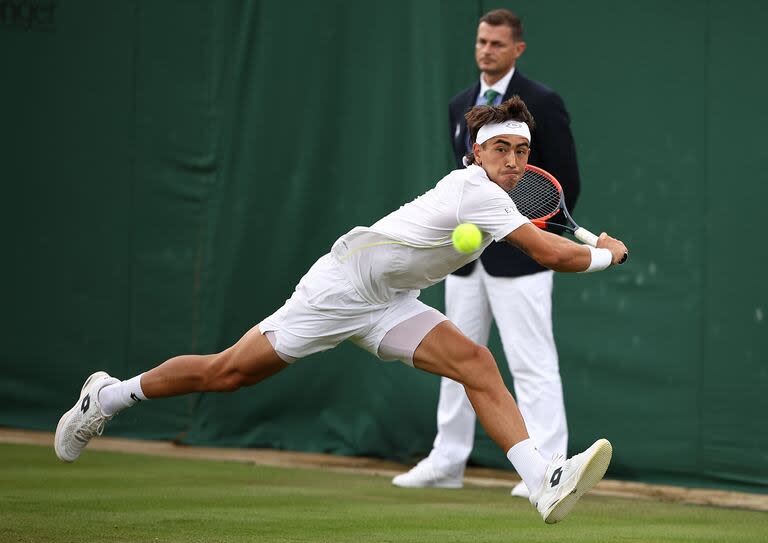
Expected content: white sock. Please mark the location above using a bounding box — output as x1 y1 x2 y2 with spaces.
98 374 147 416
506 439 549 494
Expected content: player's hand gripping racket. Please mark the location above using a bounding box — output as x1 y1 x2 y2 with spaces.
508 164 628 264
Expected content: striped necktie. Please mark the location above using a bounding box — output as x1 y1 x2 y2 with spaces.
484 89 501 105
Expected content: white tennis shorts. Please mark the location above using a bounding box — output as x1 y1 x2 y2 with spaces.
258 254 446 365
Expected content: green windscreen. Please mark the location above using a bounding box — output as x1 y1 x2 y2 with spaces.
1 0 765 493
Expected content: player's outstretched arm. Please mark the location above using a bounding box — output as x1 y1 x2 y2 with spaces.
505 223 627 272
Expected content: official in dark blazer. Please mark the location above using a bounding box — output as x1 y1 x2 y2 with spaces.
392 9 579 499
449 70 581 277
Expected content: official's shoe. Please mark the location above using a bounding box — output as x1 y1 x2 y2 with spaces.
55 371 119 462
392 457 463 488
510 481 530 499
529 438 612 524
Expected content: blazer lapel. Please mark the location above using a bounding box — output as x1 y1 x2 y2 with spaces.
503 69 522 100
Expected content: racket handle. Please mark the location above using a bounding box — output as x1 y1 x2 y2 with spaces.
575 227 629 265
573 227 599 247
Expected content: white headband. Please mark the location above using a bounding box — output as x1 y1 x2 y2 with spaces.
476 120 531 145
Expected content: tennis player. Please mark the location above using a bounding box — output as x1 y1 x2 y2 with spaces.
55 96 628 524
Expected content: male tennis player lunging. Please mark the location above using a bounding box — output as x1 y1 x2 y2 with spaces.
55 96 627 524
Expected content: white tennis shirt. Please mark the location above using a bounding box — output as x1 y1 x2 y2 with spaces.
330 164 529 304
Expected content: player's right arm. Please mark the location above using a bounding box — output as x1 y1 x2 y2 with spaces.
504 223 627 272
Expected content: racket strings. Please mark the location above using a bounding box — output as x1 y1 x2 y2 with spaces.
508 170 561 220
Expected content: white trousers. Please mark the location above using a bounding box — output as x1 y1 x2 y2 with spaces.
429 262 568 474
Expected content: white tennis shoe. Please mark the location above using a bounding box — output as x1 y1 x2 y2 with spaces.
54 371 119 462
529 438 612 524
392 457 463 489
510 481 530 499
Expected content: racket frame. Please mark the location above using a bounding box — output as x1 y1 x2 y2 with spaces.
518 165 601 247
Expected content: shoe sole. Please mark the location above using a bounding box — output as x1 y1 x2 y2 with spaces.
54 371 109 462
392 480 463 489
544 438 612 524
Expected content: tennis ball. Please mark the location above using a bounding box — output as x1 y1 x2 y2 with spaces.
452 223 482 254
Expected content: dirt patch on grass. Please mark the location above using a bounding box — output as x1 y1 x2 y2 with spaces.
4 427 766 512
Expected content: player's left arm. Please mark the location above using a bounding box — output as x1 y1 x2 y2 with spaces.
505 223 626 272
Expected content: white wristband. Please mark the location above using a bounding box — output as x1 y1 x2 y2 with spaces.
581 246 612 273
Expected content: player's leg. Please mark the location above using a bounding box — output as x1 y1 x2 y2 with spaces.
412 320 612 524
413 320 529 451
138 326 288 398
372 306 534 482
392 268 492 488
434 269 494 467
488 270 568 497
56 252 357 463
55 326 288 463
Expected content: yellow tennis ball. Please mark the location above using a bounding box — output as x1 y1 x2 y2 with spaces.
452 223 482 254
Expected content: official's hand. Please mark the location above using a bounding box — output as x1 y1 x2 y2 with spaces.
597 233 628 265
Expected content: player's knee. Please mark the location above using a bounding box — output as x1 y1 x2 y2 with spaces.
202 351 247 392
452 344 497 389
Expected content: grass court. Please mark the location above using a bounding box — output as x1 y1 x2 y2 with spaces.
1 442 766 542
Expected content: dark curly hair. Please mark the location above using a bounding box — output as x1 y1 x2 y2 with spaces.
464 95 535 166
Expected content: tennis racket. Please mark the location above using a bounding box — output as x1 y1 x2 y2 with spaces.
508 164 628 264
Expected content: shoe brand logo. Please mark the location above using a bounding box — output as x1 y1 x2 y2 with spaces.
81 394 90 413
130 393 142 403
550 467 563 488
